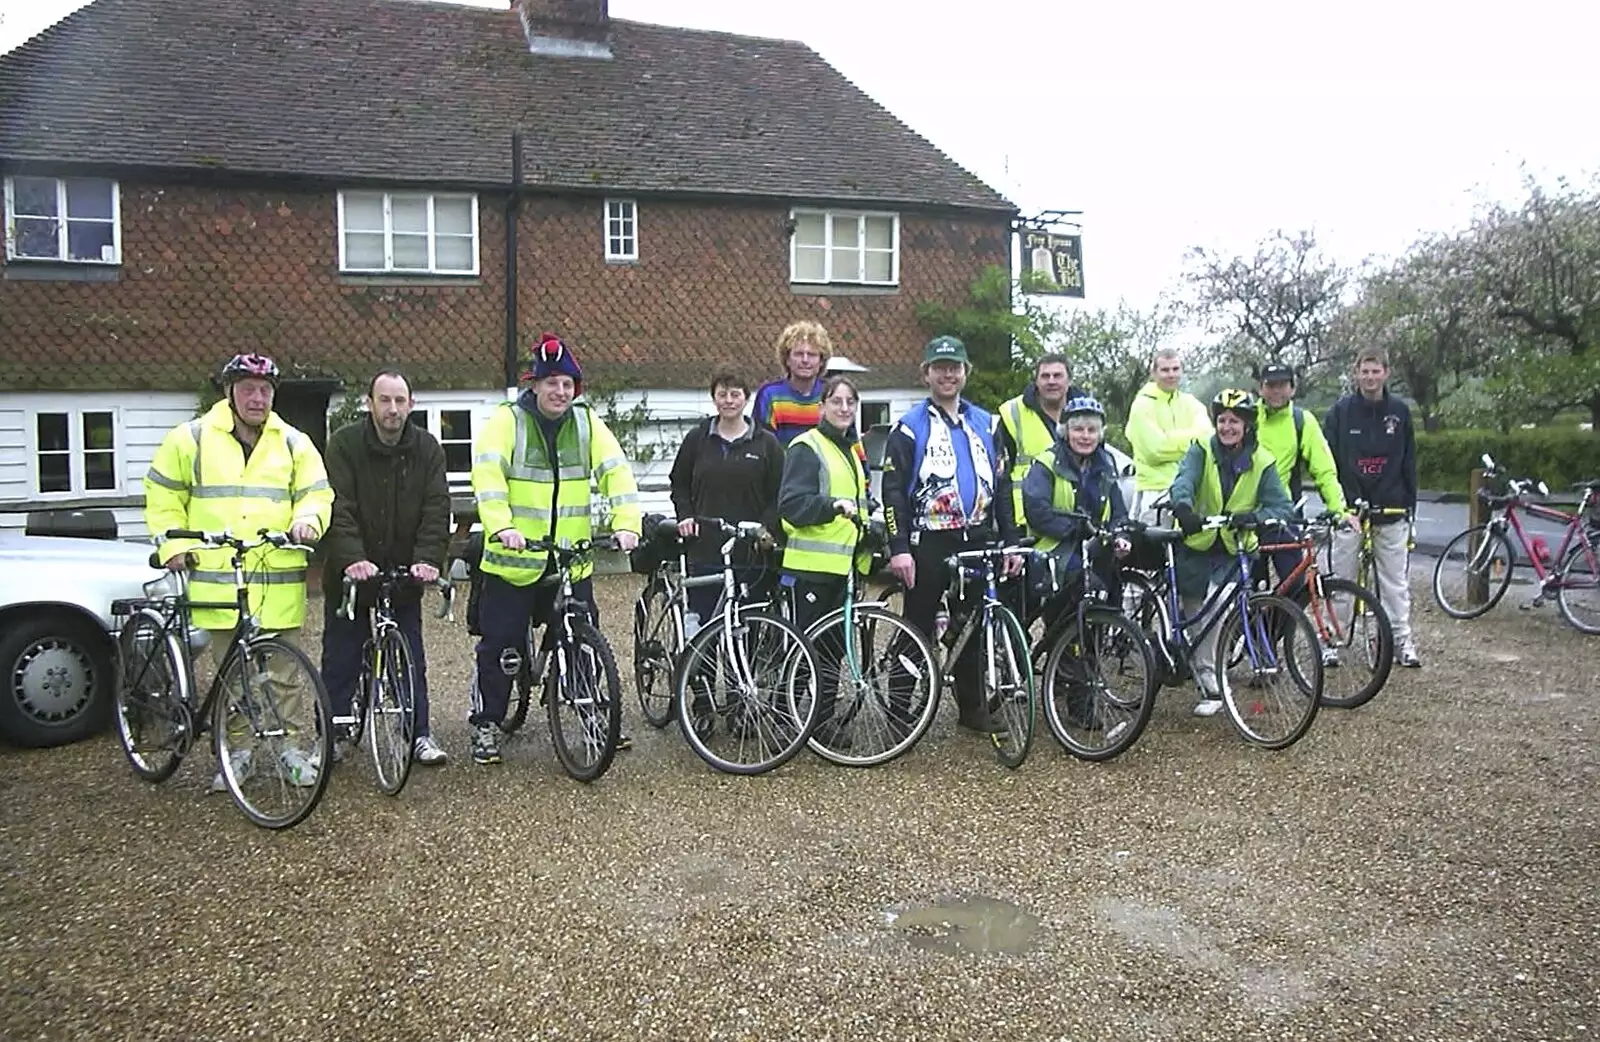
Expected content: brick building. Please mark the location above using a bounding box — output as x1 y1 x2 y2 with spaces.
0 0 1014 534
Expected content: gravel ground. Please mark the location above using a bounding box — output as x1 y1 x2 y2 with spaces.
1 569 1596 1041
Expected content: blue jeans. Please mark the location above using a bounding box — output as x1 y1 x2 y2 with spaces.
321 594 431 737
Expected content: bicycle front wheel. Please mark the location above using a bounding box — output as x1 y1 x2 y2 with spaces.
804 605 939 768
1215 594 1321 750
214 637 333 829
1306 577 1393 709
985 607 1036 769
367 626 417 796
1432 525 1514 619
676 611 819 775
547 619 623 783
114 609 192 783
1556 542 1600 635
1042 606 1156 762
634 572 680 728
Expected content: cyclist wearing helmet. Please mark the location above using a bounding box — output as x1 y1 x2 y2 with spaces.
1167 388 1293 716
465 333 641 766
1020 394 1132 621
145 352 333 789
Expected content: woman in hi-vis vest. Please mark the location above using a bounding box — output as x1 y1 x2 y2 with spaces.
777 374 869 746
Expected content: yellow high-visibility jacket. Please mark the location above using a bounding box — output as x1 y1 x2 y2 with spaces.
144 400 332 631
471 401 641 585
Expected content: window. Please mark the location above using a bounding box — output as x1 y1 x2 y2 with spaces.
413 408 474 478
604 199 637 261
338 191 478 275
790 209 898 286
4 176 120 264
32 410 119 496
860 401 891 429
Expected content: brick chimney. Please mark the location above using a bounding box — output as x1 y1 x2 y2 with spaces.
513 0 612 57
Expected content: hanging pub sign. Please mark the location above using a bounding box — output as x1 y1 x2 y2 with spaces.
1020 230 1085 298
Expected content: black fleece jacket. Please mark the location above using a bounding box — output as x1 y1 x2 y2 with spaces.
1323 389 1417 518
669 417 783 560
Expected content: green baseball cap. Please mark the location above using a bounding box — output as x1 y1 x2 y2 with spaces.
923 335 969 366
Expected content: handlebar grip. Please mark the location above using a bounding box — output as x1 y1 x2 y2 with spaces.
165 528 207 541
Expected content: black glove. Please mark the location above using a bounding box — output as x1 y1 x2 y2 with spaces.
1172 503 1202 537
1229 511 1259 531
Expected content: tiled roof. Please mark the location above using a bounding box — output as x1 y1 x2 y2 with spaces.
0 0 1013 214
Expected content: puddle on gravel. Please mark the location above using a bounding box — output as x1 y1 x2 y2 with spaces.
886 896 1040 956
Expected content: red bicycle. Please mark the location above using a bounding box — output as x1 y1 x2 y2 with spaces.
1431 453 1600 633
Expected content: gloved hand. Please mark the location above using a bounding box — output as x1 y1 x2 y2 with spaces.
1171 503 1202 537
1229 511 1259 531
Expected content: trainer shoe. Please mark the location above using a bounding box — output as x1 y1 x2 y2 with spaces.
414 735 448 765
1321 647 1342 668
279 748 320 788
471 723 502 765
209 748 252 793
1397 643 1422 668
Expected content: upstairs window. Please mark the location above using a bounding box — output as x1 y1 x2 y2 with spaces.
790 209 898 286
338 191 478 275
4 176 121 264
604 199 637 261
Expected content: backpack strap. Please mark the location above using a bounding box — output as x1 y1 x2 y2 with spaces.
1289 405 1306 500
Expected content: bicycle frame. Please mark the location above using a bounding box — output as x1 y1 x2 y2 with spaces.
1491 493 1596 587
334 567 453 732
1138 520 1272 678
941 544 1038 689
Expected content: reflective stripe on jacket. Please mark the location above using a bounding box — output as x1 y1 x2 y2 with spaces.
781 427 868 577
470 401 641 586
143 400 332 631
1032 459 1113 556
999 395 1055 535
1183 441 1275 555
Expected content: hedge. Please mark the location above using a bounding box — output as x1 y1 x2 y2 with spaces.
1417 428 1599 495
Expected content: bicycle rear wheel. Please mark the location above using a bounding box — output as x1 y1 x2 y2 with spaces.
986 607 1036 769
1215 594 1321 750
1042 606 1156 761
1556 542 1600 634
804 606 939 768
633 572 680 728
1305 577 1393 709
547 619 623 783
1432 525 1514 619
114 609 191 782
675 611 819 775
367 626 416 796
214 637 333 829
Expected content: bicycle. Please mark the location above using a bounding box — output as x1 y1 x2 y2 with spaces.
1031 514 1158 762
112 528 333 829
668 518 820 775
1121 515 1324 750
492 536 623 782
1257 512 1394 709
333 567 455 795
1432 453 1600 634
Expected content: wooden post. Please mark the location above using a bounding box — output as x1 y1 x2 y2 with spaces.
1466 466 1487 606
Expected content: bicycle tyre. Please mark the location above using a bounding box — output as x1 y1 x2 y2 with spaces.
214 637 334 830
114 609 191 783
547 619 623 783
803 605 940 768
1304 576 1393 709
367 626 416 796
1432 525 1514 619
1556 541 1600 635
986 606 1036 769
1215 594 1321 751
1042 606 1157 762
502 618 535 735
674 611 820 775
633 571 679 728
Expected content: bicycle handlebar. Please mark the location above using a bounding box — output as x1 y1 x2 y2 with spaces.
164 527 317 555
339 567 455 622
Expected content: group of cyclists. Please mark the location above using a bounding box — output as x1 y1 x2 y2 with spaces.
140 324 1420 787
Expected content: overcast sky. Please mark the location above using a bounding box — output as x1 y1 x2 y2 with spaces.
4 0 1598 313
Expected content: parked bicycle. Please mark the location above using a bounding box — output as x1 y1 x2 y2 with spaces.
113 528 333 829
1257 511 1394 709
1432 453 1600 634
334 567 454 795
1121 515 1324 750
492 536 623 782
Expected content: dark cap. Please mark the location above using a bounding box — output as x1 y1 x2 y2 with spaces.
923 335 970 367
1258 362 1295 384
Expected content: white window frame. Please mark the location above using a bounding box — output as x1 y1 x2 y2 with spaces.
337 190 479 275
413 406 476 483
789 208 900 286
604 198 638 261
26 407 124 498
3 176 122 264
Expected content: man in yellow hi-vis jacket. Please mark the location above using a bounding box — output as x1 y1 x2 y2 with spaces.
144 352 333 789
466 333 641 766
